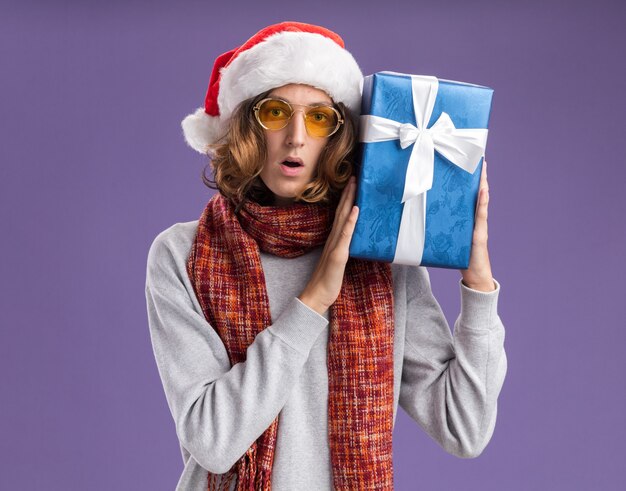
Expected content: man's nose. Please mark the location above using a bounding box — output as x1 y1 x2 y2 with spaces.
286 109 307 146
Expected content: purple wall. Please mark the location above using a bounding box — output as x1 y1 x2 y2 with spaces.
2 1 624 489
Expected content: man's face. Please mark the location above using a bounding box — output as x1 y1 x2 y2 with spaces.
259 83 333 206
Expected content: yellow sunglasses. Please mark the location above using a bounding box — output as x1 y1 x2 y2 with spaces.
253 97 344 138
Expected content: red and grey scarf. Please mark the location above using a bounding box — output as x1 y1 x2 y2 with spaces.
186 191 395 490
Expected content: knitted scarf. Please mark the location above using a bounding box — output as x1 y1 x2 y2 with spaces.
186 192 395 490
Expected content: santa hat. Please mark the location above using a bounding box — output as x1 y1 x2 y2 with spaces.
181 21 364 154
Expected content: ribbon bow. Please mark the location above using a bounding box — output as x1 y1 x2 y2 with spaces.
358 74 489 265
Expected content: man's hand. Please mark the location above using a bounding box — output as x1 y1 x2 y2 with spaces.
460 159 495 292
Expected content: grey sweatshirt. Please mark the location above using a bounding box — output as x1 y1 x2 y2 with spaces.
145 220 507 491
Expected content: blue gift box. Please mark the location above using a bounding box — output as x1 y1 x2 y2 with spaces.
348 71 494 269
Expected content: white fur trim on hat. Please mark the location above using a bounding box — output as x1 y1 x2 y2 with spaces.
181 108 225 155
182 30 363 154
218 31 362 118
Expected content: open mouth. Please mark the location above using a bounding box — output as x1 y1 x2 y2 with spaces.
281 160 303 167
279 159 305 176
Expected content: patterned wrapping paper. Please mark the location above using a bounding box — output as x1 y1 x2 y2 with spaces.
348 71 494 269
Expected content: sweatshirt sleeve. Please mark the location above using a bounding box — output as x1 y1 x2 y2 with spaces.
144 231 329 475
398 266 507 459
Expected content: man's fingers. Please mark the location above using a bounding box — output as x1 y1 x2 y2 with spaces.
338 205 359 247
474 188 489 243
335 177 355 220
480 159 489 190
337 177 357 224
327 177 357 251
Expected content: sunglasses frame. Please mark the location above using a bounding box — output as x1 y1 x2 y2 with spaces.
252 97 344 138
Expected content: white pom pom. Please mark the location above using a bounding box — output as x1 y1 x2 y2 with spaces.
181 107 227 154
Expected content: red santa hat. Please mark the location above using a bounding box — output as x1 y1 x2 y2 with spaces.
181 21 364 154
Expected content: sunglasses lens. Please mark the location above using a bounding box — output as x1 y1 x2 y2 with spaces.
256 99 341 137
257 99 292 130
305 106 340 137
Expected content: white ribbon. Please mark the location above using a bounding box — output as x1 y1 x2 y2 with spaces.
359 74 489 265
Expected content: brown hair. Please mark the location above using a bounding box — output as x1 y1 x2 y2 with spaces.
201 89 357 211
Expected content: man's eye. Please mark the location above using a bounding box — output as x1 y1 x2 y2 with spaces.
311 112 328 121
271 109 285 117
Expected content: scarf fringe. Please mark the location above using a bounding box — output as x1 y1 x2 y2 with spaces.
207 446 271 491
